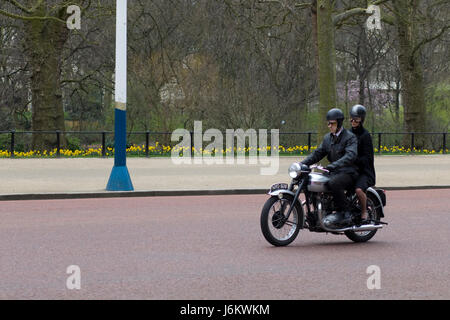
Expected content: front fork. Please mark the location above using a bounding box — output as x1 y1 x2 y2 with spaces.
281 179 305 226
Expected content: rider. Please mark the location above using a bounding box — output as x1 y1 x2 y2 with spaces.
301 108 359 228
349 104 376 222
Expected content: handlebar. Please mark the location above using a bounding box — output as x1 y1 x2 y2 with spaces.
309 164 330 173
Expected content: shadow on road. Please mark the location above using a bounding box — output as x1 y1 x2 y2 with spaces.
260 239 393 252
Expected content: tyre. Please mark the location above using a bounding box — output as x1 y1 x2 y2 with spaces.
345 193 381 243
260 194 303 246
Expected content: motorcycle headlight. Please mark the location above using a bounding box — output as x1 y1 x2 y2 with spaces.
288 162 301 178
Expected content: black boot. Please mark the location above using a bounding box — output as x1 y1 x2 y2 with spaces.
337 211 353 227
323 211 353 229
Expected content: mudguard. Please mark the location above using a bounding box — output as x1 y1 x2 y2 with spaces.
268 189 296 197
268 183 295 197
367 187 385 218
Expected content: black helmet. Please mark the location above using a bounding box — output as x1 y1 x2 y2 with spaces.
326 108 345 129
350 104 366 124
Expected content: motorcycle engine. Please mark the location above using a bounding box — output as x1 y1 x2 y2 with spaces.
319 194 334 214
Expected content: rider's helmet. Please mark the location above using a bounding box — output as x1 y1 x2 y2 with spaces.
350 104 366 124
326 108 345 129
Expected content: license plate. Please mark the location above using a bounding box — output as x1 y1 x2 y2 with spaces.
269 183 288 193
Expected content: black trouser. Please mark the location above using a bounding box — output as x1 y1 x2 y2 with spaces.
327 173 355 212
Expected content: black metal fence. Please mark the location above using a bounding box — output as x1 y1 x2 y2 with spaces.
0 130 448 158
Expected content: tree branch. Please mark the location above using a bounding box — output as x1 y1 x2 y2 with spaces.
370 0 391 6
333 7 368 26
0 1 65 24
4 0 32 14
380 14 395 26
295 2 312 10
29 0 45 13
412 24 450 59
333 3 395 28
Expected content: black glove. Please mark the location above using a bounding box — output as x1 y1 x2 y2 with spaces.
325 163 337 172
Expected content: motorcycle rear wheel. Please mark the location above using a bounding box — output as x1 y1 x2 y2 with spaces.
345 193 380 243
260 194 303 246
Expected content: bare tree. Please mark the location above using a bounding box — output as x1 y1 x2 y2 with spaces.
0 0 109 150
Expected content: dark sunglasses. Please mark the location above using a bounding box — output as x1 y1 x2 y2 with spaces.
350 118 361 123
327 121 337 126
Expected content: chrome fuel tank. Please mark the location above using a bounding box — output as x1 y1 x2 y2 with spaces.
307 172 330 193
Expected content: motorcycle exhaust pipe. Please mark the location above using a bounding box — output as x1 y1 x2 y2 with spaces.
350 224 383 232
321 223 383 233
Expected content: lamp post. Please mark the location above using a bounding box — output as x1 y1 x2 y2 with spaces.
106 0 134 191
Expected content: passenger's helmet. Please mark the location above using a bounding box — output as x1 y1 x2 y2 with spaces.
326 108 345 129
350 104 366 124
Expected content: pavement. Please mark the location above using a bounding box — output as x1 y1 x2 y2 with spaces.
1 155 450 200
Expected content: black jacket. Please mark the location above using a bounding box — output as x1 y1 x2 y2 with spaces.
302 128 358 176
351 125 376 184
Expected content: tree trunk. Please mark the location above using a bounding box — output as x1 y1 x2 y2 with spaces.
316 0 337 140
357 27 367 106
299 77 309 131
23 5 68 151
393 0 426 148
310 1 320 75
358 75 365 105
394 77 401 124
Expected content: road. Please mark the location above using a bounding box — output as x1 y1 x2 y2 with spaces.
0 189 449 299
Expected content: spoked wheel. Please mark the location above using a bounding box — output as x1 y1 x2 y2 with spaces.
345 193 380 243
260 194 303 246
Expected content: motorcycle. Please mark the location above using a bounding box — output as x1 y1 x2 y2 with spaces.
260 162 387 246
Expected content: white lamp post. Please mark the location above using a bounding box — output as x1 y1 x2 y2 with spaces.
106 0 134 191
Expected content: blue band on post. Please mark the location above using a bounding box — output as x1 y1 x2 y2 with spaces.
114 108 127 167
106 165 134 191
106 108 134 191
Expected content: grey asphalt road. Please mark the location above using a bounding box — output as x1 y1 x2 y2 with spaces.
0 189 449 300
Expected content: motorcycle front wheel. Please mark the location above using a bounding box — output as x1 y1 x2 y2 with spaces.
260 194 303 247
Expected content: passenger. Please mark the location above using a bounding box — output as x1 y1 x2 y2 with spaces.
349 105 376 222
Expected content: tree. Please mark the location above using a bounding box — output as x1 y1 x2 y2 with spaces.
315 0 449 146
390 0 449 147
0 0 93 150
0 15 30 131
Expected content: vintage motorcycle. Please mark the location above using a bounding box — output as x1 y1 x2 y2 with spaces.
260 162 387 246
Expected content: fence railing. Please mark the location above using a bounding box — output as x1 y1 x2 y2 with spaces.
0 130 448 158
